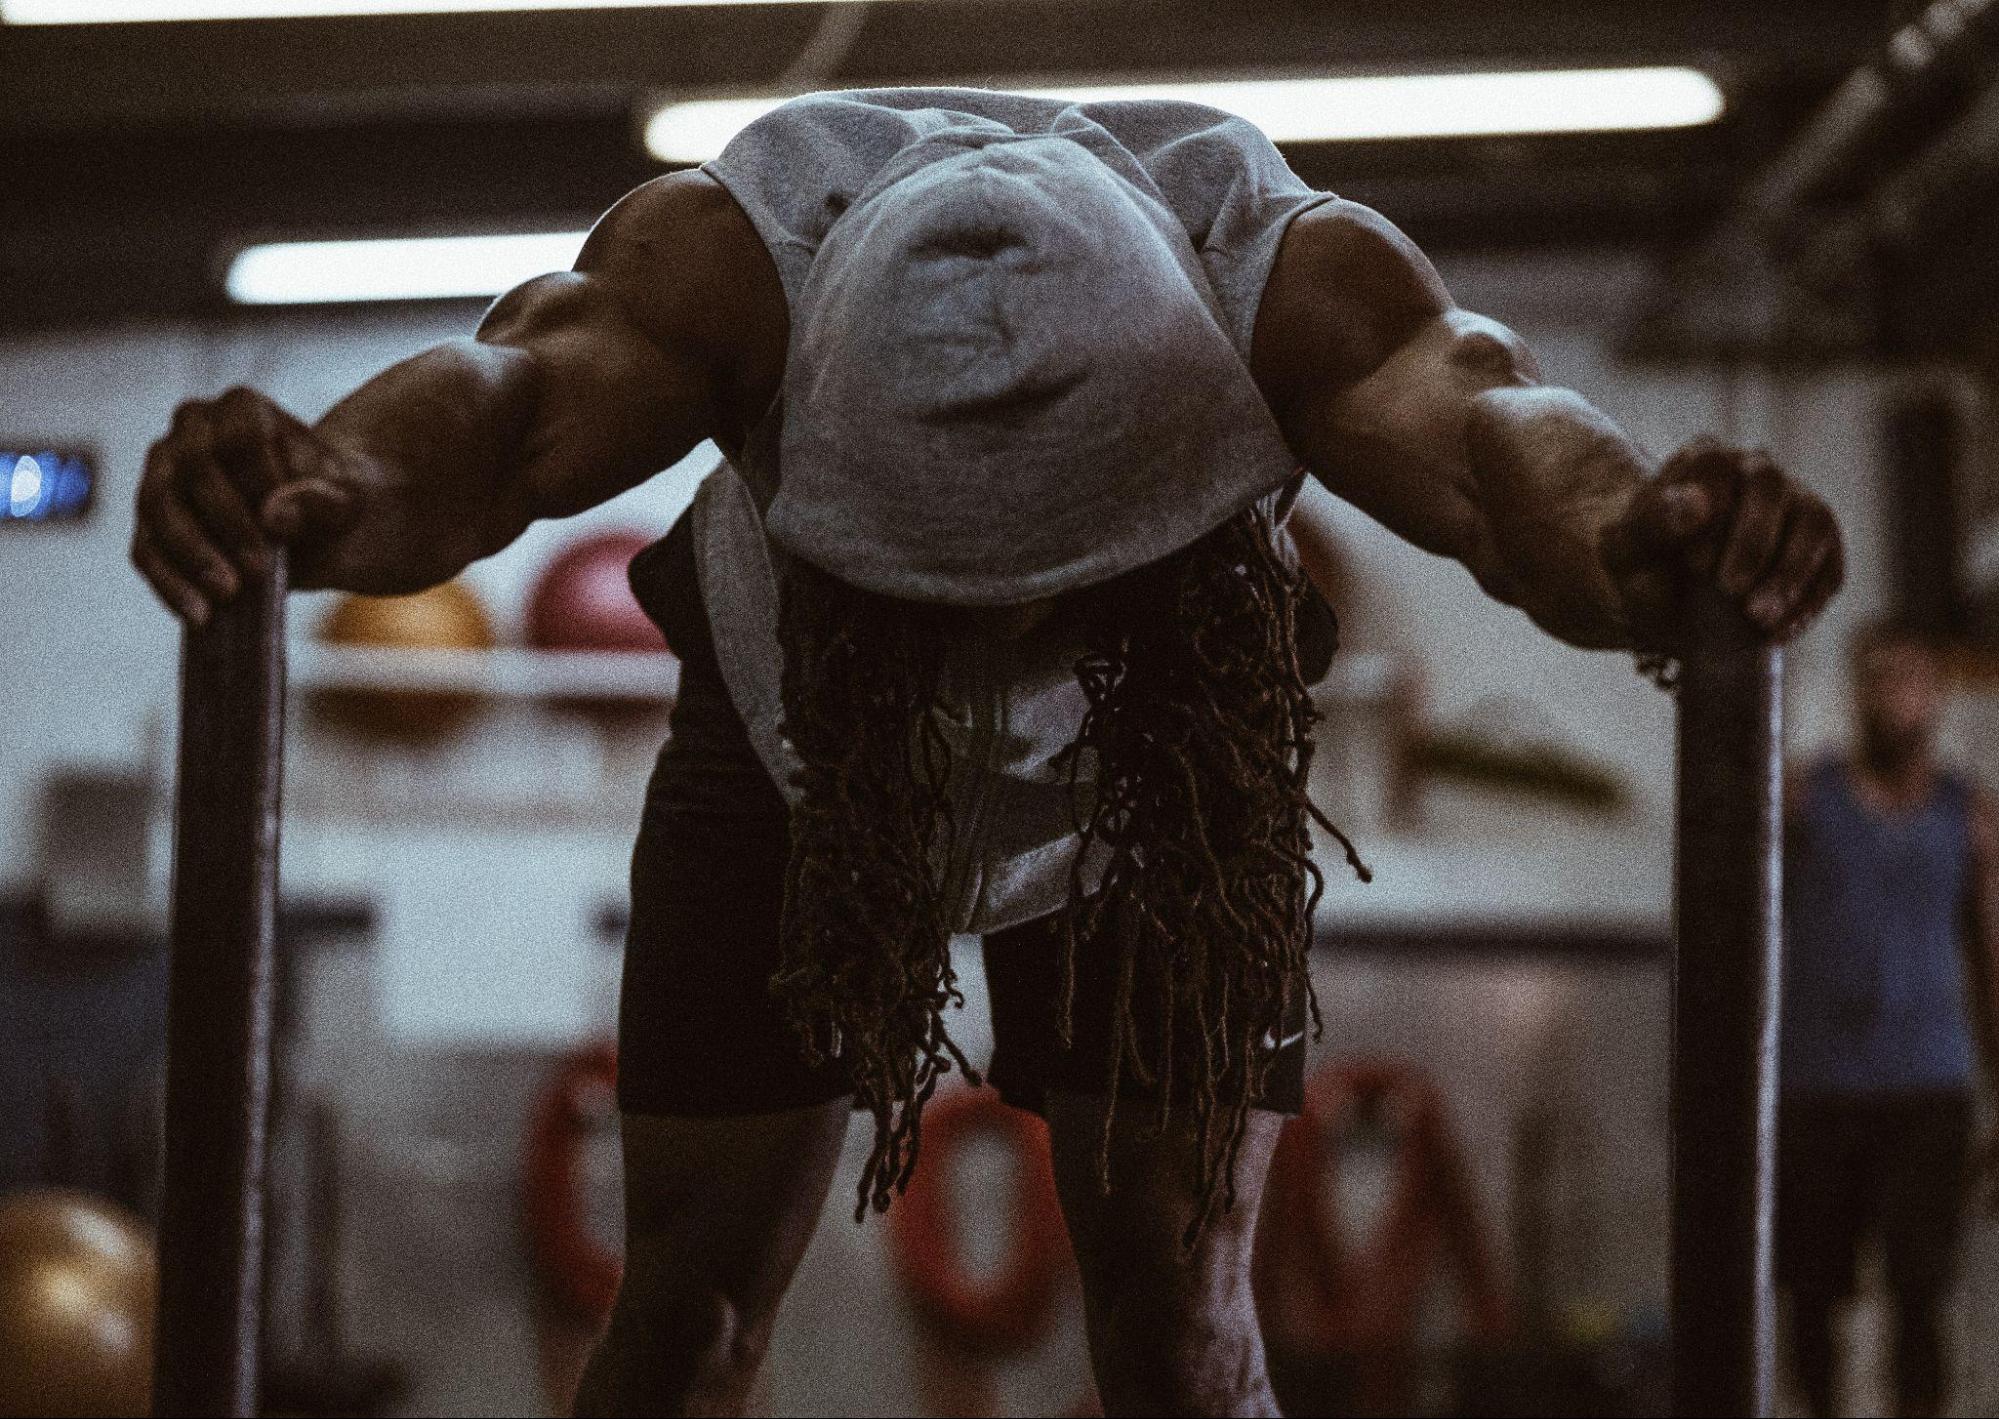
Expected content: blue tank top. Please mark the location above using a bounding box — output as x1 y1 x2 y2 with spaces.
1780 759 1976 1095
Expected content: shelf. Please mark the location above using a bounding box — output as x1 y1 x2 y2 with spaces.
288 645 1398 708
289 644 681 702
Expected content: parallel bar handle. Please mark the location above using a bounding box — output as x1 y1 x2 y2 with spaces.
152 556 287 1419
1670 592 1784 1419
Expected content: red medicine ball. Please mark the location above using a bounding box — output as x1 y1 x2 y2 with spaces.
525 532 670 654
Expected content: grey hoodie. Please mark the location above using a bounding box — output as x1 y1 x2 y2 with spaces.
686 87 1333 932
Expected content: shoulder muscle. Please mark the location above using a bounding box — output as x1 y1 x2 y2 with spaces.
461 172 787 518
573 171 786 384
477 171 783 409
1252 199 1455 402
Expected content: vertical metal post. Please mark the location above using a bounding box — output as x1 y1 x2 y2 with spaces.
1671 592 1784 1418
153 556 287 1418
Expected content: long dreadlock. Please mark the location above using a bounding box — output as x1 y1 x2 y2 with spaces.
773 563 974 1217
773 500 1369 1235
1061 501 1370 1240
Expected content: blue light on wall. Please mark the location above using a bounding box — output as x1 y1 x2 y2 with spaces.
1 448 95 523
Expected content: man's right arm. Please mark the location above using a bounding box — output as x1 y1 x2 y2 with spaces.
132 171 771 622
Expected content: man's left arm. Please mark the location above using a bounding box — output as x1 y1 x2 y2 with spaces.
1253 201 1843 650
1964 787 1999 1195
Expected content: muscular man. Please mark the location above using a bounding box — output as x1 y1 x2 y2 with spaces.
132 91 1841 1417
1778 623 1999 1418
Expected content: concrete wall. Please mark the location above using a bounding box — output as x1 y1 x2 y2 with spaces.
4 248 1993 1416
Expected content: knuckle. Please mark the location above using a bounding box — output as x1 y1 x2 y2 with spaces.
213 390 270 445
211 419 248 454
173 399 214 436
285 429 323 474
1747 462 1786 495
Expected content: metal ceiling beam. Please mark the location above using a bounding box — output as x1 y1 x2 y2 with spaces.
1622 0 1999 361
1 0 1890 132
0 101 1750 331
0 5 1876 331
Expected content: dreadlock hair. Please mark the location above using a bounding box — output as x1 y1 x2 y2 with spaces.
773 562 974 1219
774 499 1370 1238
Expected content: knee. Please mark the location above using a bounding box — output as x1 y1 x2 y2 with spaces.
1073 1198 1257 1323
595 1282 770 1403
1092 1278 1264 1417
577 1284 759 1418
1080 1244 1260 1400
1100 1269 1238 1353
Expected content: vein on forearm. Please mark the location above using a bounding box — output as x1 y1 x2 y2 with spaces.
1461 385 1650 649
316 337 544 555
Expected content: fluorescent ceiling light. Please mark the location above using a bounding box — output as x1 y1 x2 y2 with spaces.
4 0 905 21
222 65 1724 305
225 231 587 304
647 67 1726 163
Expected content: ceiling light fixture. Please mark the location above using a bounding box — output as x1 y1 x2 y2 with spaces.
646 67 1726 164
224 231 587 304
218 65 1726 305
4 0 906 22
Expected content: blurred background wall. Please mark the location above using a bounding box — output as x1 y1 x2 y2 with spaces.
7 2 1999 1415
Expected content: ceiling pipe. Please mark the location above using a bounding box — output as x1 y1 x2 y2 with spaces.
1626 0 1999 358
1738 0 1999 259
1788 73 1999 293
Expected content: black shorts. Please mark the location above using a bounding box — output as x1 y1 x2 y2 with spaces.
1775 1089 1972 1301
614 513 1308 1119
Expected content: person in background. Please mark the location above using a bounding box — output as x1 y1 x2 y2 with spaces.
1779 621 1999 1418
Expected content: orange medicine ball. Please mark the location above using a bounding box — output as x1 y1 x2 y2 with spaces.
315 579 497 740
0 1191 156 1419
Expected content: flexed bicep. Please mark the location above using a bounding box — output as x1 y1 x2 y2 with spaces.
1303 310 1547 570
473 171 785 521
468 271 718 523
1254 201 1543 573
133 171 775 621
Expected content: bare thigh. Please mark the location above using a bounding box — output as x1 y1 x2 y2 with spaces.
574 1102 848 1418
1044 1095 1286 1417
